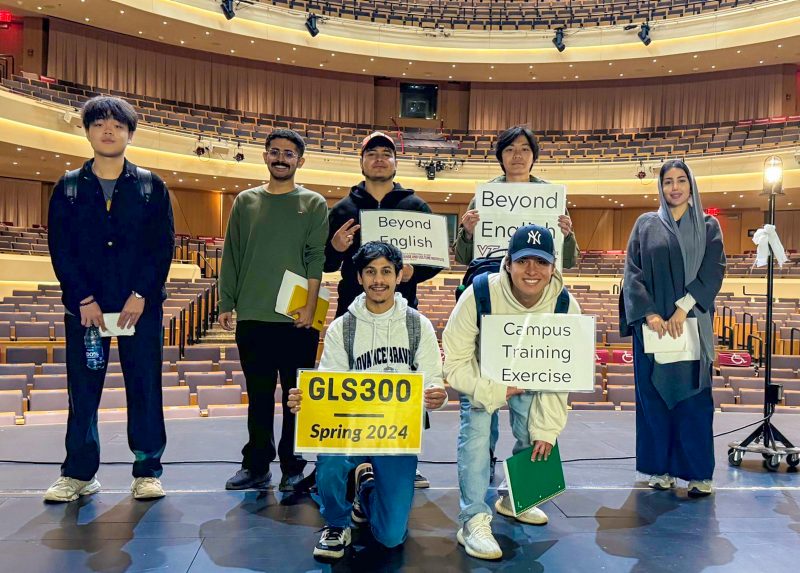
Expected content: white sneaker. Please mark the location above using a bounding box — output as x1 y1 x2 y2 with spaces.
131 477 165 500
313 526 352 559
43 476 101 503
457 513 502 560
495 495 548 525
687 479 714 497
648 474 676 490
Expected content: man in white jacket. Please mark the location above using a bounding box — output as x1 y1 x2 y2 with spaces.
288 241 447 560
443 224 581 560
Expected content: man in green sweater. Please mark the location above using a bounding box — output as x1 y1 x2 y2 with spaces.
218 129 329 492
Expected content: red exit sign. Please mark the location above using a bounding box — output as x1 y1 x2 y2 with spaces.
0 11 12 23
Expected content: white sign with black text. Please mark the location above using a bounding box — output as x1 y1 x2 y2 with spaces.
359 210 451 268
473 183 567 271
479 314 596 392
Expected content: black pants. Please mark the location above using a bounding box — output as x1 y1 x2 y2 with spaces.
236 320 319 475
62 306 166 481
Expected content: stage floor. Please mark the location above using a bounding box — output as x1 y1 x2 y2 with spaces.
0 411 798 572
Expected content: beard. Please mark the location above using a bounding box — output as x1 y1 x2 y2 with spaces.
362 167 396 183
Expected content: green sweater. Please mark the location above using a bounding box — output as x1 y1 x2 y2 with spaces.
219 185 329 323
453 174 579 268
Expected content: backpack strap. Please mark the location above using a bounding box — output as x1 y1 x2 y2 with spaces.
136 167 153 203
63 168 82 204
342 311 357 370
555 287 571 314
473 273 492 328
405 307 421 371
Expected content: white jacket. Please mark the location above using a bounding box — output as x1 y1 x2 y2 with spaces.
442 259 581 444
320 293 445 409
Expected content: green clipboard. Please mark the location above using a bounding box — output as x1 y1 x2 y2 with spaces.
503 442 566 516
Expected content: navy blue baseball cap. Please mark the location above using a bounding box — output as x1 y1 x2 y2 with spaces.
508 224 556 264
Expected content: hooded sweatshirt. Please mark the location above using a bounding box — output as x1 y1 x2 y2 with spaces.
442 260 581 444
324 182 442 316
319 292 445 409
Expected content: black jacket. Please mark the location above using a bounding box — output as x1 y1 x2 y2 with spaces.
47 159 175 316
325 181 442 316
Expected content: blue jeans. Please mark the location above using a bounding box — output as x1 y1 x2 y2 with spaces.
315 454 417 548
459 393 499 458
457 393 533 525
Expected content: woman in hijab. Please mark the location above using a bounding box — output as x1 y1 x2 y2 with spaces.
620 159 726 497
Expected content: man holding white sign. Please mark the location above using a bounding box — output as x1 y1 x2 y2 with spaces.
443 224 582 561
453 126 579 269
289 242 446 560
325 132 442 318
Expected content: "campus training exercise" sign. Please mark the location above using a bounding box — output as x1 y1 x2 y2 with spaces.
294 370 425 454
473 183 566 271
359 210 451 268
479 314 596 392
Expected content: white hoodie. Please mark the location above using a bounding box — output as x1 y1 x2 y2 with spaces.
320 292 445 409
442 259 581 445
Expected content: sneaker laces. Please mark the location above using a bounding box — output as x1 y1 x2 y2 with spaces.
320 527 344 543
467 515 494 540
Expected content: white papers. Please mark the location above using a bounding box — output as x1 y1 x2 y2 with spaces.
642 318 701 364
99 313 135 337
359 210 451 268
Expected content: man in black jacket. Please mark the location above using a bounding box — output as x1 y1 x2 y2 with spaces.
325 132 441 317
324 131 441 489
44 96 175 503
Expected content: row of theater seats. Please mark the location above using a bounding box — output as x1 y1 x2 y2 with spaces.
0 279 217 342
262 0 764 30
3 341 799 426
5 75 799 162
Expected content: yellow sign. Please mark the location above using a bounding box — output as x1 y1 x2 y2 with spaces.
294 370 425 454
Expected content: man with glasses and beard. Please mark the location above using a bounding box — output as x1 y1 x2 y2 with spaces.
324 131 442 489
218 129 329 493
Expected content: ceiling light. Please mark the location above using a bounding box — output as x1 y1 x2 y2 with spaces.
220 0 235 20
638 22 651 46
305 13 320 37
552 28 566 52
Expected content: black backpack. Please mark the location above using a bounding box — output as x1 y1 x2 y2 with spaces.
454 248 506 302
63 167 153 204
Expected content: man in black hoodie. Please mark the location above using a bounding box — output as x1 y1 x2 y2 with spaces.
325 132 441 317
325 131 441 489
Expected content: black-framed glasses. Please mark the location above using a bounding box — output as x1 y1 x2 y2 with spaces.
267 148 298 161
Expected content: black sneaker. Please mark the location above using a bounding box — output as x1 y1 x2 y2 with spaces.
313 526 352 559
279 472 305 493
225 468 271 490
351 463 373 524
414 469 430 489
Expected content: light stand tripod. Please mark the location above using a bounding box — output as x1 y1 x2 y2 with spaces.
728 156 799 471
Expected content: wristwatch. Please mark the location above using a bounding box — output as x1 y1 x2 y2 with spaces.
132 291 144 300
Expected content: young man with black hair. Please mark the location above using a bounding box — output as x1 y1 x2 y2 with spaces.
288 241 447 560
45 96 175 502
325 131 443 488
452 125 581 483
219 129 328 493
443 224 580 560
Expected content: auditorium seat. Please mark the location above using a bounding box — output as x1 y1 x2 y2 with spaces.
0 364 35 386
208 404 248 417
6 347 47 364
218 360 243 378
712 387 736 408
771 355 800 371
729 377 766 393
0 412 16 426
738 388 766 405
32 374 67 390
222 345 239 360
162 372 180 387
163 346 181 363
784 391 800 407
571 402 615 411
162 405 201 419
23 410 69 425
619 402 636 411
720 404 764 413
41 363 67 374
162 386 191 407
184 346 221 362
0 390 23 416
231 372 246 388
606 385 636 405
185 371 227 393
197 385 243 409
13 321 51 340
98 409 128 423
99 388 127 409
0 374 28 394
606 373 635 386
568 385 605 404
178 361 216 380
28 389 69 411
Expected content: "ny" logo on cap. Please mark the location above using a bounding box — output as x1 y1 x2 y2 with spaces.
528 230 542 245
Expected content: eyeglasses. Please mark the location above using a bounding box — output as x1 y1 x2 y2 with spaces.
267 148 299 161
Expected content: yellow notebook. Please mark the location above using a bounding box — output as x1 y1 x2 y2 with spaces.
275 270 330 331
